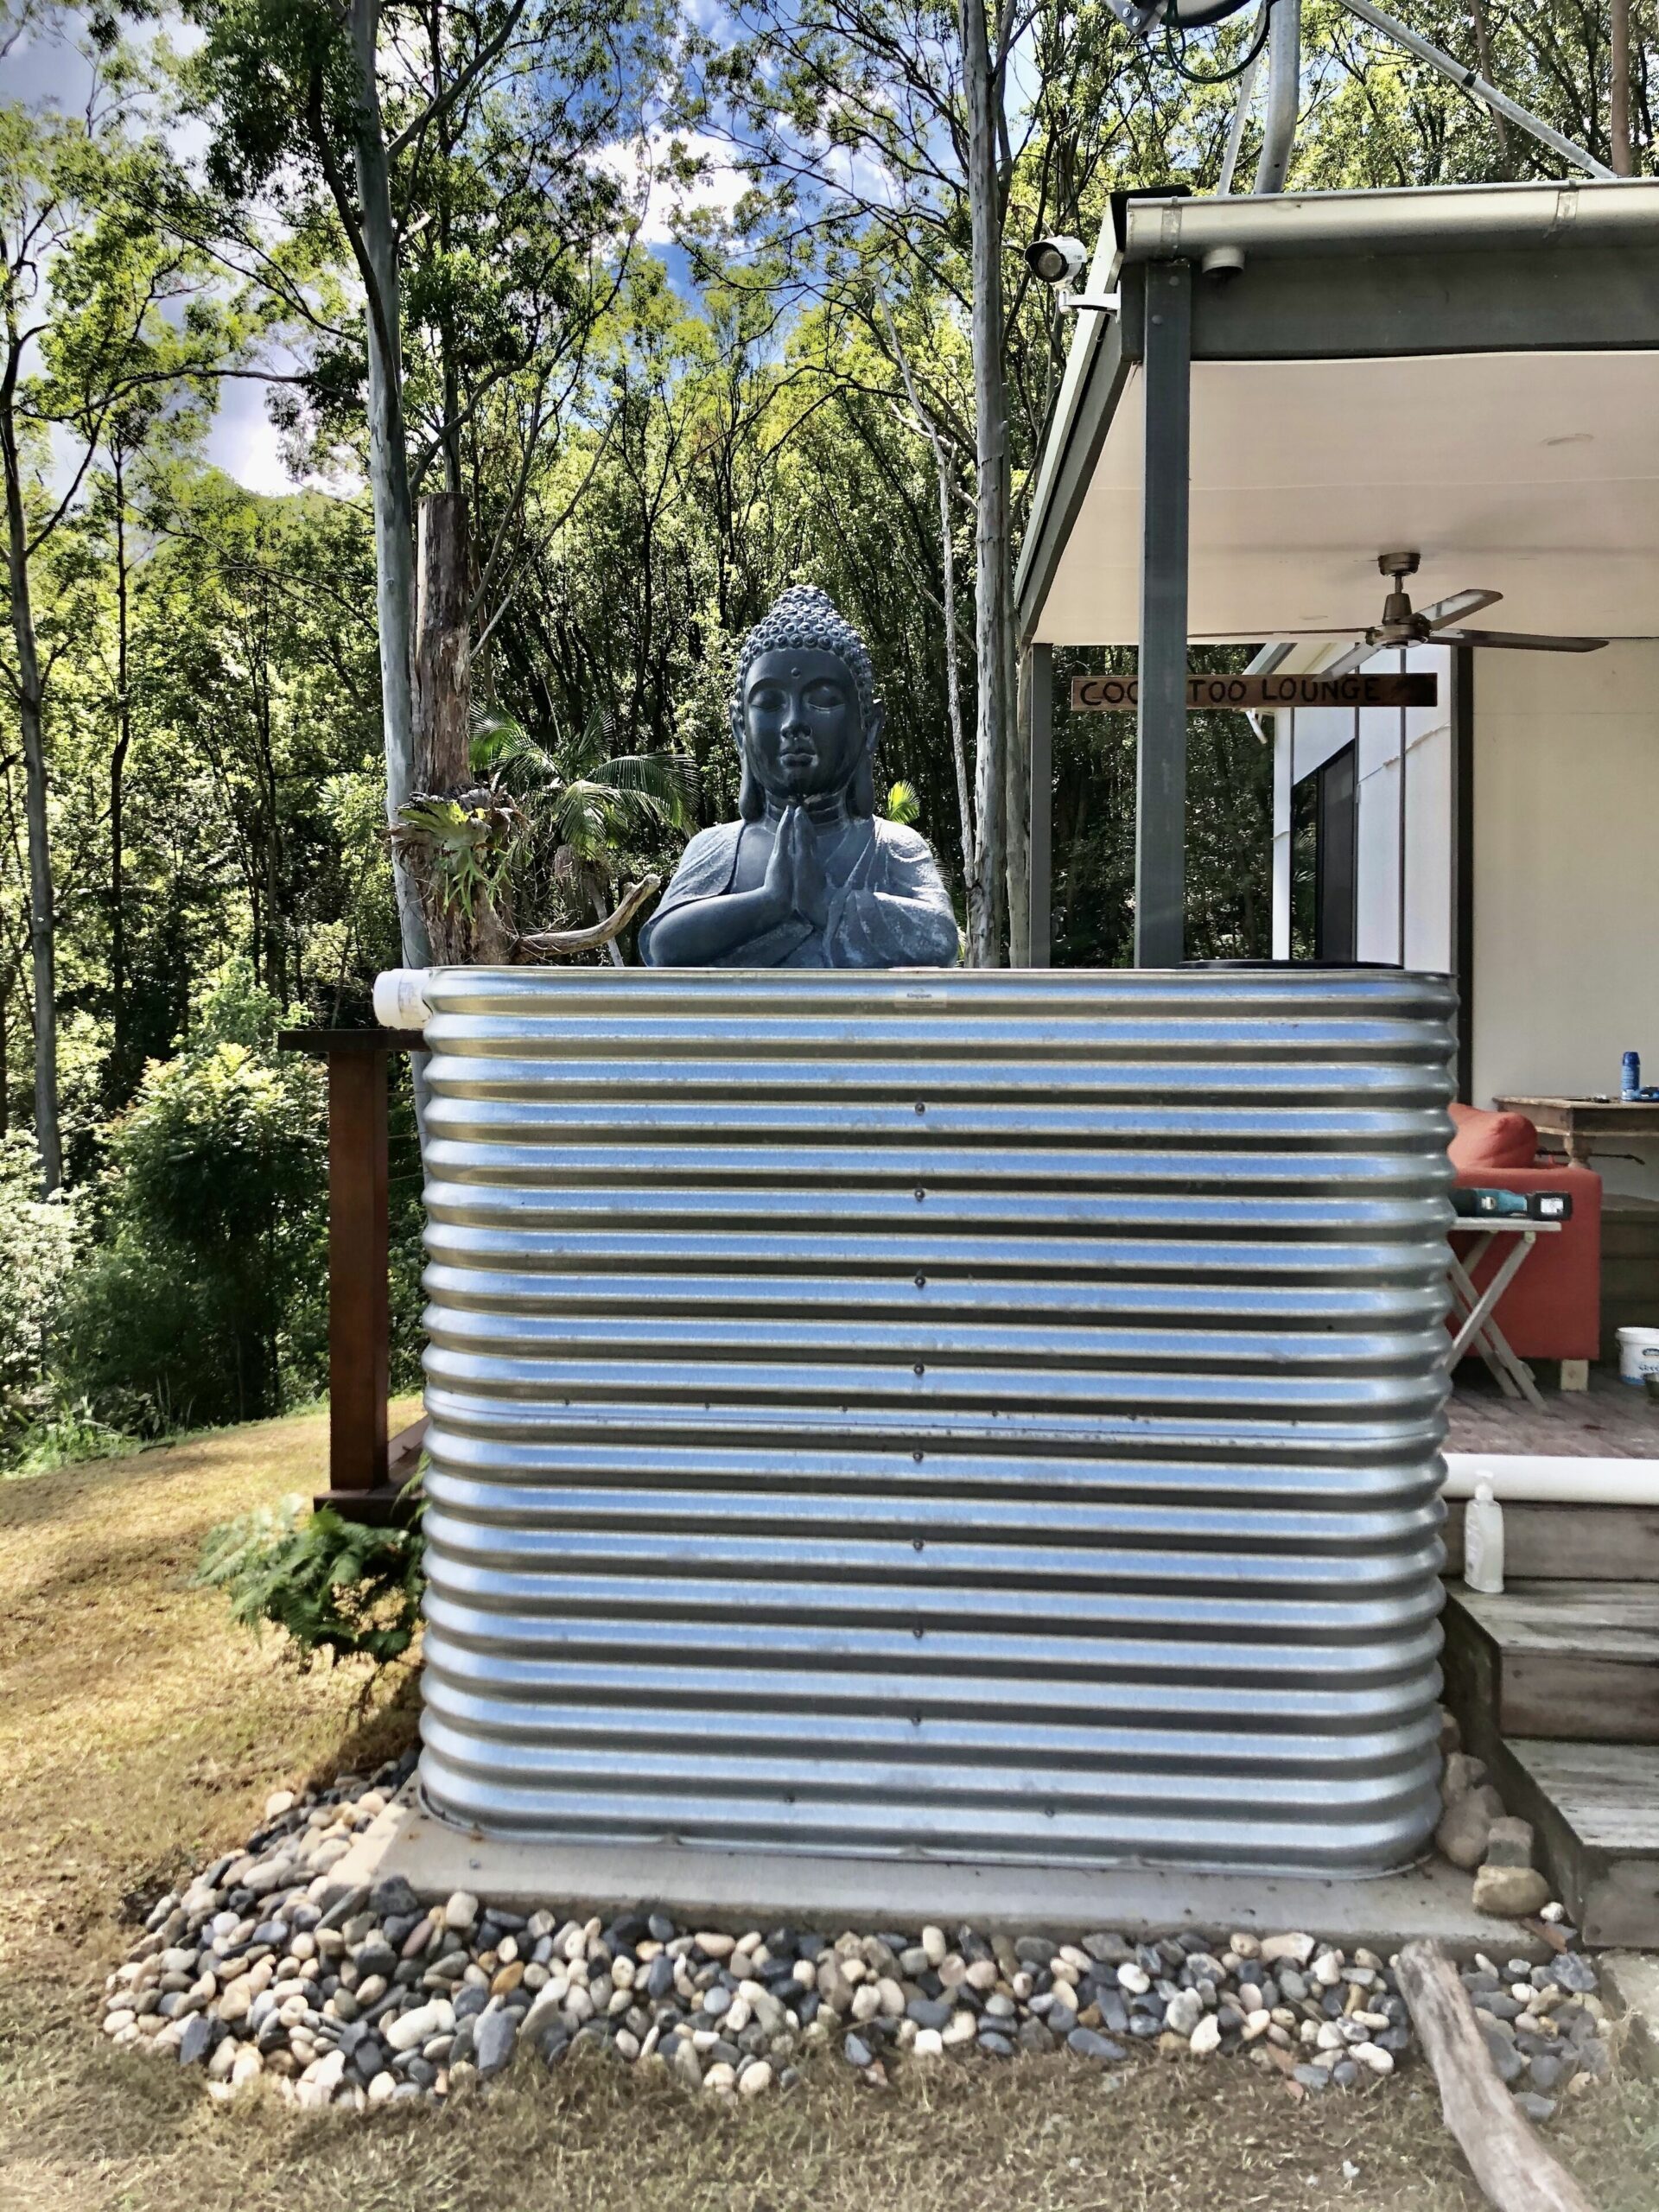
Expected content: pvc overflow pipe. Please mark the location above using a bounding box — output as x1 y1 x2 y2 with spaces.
1252 0 1301 194
373 967 433 1029
1443 1453 1659 1505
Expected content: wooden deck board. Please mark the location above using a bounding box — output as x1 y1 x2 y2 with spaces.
1502 1739 1659 1947
1442 1501 1659 1581
1446 1367 1659 1460
1442 1582 1659 1745
1451 1583 1659 1664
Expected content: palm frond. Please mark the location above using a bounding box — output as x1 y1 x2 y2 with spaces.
590 751 701 826
470 710 556 785
560 702 612 782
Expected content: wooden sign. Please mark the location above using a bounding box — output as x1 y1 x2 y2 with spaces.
1071 671 1439 712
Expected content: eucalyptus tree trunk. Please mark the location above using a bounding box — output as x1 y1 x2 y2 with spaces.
877 302 981 941
961 0 1013 966
410 491 507 960
110 448 133 1075
350 0 429 973
1611 0 1632 174
1 310 61 1192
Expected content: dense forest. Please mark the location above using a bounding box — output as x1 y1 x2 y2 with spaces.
2 0 1650 1458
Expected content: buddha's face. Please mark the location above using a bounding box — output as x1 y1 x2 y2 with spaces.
741 648 871 805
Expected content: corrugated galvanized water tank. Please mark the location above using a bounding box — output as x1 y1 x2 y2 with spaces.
415 965 1456 1872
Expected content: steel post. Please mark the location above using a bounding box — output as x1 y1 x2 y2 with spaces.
1135 261 1192 968
1026 642 1053 965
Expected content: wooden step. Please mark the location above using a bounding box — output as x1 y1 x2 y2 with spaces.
1442 1581 1659 1745
1489 1738 1659 1949
1443 1502 1659 1581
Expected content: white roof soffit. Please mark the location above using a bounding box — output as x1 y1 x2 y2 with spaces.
1039 348 1659 645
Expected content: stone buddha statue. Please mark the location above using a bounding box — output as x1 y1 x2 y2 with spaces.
639 587 961 969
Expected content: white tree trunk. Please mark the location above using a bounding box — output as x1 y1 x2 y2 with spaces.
351 0 429 973
961 0 1011 967
1 325 61 1192
877 302 980 938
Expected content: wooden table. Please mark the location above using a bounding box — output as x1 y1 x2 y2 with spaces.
1494 1093 1659 1169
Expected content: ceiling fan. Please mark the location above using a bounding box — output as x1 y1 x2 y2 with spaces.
1282 552 1607 679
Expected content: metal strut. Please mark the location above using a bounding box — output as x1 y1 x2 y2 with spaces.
1339 0 1616 180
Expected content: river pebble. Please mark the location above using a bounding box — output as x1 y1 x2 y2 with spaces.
96 1753 1605 2120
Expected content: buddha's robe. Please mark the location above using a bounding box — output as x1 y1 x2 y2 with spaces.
639 815 961 969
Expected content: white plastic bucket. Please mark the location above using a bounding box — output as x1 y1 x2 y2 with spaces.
1617 1325 1659 1385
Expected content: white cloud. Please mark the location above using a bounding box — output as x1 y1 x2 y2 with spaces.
202 376 296 496
597 130 753 245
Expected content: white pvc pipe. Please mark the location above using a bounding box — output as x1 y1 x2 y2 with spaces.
1443 1452 1659 1505
373 967 433 1029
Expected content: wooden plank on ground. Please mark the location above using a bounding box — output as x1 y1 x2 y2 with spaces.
1395 1940 1598 2212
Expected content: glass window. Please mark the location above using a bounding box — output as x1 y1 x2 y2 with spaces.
1290 741 1358 963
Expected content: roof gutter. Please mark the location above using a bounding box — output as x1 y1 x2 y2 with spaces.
1120 176 1659 264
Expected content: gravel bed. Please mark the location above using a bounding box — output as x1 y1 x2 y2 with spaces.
99 1758 1613 2119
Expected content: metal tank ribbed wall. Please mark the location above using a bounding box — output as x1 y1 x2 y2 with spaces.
415 965 1455 1873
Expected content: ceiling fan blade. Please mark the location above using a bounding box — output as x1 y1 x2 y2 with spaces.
1314 640 1379 680
1438 628 1608 652
1421 588 1503 630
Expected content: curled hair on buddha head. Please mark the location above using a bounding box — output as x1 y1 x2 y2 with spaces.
731 584 880 820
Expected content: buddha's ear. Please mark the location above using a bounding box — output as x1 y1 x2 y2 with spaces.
850 699 883 817
735 711 764 821
738 758 765 822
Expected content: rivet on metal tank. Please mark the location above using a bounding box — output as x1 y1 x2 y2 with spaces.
412 966 1455 1874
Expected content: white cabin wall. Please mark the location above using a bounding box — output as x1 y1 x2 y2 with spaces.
1269 645 1454 969
1471 643 1659 1201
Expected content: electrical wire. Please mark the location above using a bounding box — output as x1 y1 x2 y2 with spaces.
1164 0 1274 84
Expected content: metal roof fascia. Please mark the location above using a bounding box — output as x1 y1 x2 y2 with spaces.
1014 219 1122 626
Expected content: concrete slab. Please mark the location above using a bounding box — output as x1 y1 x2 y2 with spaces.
1603 1953 1659 2079
327 1788 1546 1958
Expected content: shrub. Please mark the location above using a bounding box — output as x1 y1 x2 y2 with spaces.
0 1134 84 1457
193 1491 425 1670
58 961 327 1434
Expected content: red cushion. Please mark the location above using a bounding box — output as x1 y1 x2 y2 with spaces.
1448 1102 1539 1173
1449 1164 1602 1362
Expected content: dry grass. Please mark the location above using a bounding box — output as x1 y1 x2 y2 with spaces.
3 1407 1657 2212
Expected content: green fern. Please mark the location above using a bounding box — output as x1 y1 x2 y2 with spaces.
193 1492 426 1671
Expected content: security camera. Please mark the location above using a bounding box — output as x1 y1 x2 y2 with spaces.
1025 234 1119 318
1026 235 1089 289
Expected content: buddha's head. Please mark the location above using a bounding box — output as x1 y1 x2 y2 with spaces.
730 586 883 822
